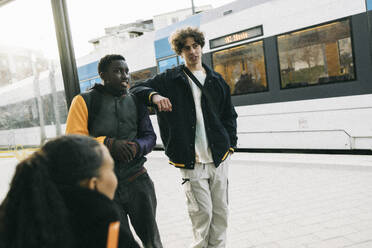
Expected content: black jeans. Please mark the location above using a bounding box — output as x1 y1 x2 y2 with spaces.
114 172 163 248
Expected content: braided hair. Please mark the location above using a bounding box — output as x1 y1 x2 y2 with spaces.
0 135 104 248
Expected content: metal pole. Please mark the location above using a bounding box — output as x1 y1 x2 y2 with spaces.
49 61 62 136
31 53 47 145
50 0 80 109
191 0 195 15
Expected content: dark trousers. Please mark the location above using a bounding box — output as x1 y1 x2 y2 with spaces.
114 172 163 248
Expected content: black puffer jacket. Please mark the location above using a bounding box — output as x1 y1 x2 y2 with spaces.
131 64 237 169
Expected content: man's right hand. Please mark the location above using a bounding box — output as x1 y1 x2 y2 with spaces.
104 138 137 162
152 94 172 112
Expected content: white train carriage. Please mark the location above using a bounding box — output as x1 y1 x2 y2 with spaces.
1 0 372 153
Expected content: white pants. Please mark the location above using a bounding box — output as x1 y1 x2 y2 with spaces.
180 157 229 248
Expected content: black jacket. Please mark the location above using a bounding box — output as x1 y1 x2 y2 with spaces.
0 186 140 248
131 64 237 169
60 186 140 248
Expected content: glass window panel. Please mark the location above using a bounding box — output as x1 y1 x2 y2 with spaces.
0 0 67 150
277 19 355 89
77 61 101 92
178 56 185 65
212 40 267 95
77 61 99 81
158 56 178 73
129 68 156 115
130 69 155 85
80 80 93 93
368 0 372 10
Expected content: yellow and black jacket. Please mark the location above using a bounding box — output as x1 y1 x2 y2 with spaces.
66 84 156 180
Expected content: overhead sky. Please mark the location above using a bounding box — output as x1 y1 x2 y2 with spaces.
0 0 235 59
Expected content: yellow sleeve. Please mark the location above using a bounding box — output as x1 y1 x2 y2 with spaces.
65 95 106 144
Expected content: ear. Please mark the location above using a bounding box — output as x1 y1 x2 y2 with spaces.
88 177 98 191
99 72 106 81
80 177 98 191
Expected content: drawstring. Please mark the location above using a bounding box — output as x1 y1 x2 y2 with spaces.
182 178 190 185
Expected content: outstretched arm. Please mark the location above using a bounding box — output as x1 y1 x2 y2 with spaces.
130 74 172 112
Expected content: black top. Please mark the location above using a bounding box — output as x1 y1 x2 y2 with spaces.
59 186 140 248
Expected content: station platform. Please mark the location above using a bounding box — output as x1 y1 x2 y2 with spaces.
148 151 372 248
1 151 372 248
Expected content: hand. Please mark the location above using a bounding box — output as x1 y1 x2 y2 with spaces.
126 141 138 158
152 94 172 112
105 138 138 162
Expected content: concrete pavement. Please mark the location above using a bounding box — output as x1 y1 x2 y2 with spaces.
145 152 372 248
1 151 372 247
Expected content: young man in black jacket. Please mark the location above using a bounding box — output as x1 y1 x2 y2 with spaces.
131 27 237 248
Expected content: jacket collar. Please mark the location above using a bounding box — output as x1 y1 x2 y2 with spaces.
177 63 219 81
91 83 127 97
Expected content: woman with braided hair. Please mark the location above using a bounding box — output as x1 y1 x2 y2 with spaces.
0 134 140 248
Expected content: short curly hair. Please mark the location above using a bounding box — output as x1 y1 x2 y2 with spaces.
169 27 205 55
98 54 126 75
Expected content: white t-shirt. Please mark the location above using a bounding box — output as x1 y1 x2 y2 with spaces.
187 70 213 163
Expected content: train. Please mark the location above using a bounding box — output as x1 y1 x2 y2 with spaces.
1 0 372 153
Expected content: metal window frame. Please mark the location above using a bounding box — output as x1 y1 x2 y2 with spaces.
50 0 80 109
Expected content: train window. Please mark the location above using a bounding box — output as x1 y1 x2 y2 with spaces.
212 40 268 95
79 80 93 93
0 0 68 148
129 69 157 115
130 69 154 86
277 19 355 89
178 56 185 65
77 61 100 92
157 56 178 73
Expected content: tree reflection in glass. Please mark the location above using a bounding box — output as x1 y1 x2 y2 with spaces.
277 19 355 89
